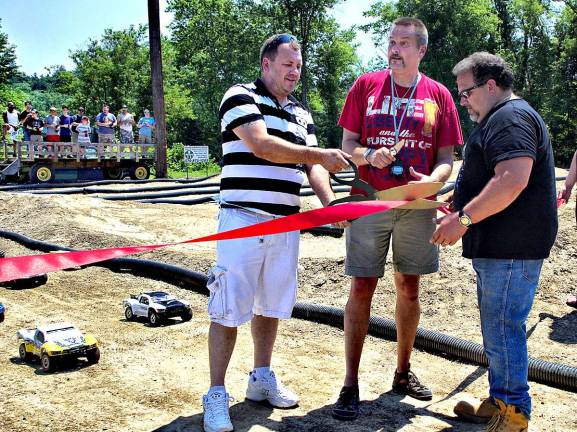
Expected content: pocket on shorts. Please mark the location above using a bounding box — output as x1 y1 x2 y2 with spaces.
206 265 228 319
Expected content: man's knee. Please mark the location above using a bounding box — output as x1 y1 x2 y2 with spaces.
395 273 420 301
349 277 378 302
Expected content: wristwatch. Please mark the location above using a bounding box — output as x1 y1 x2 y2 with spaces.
363 147 375 164
458 210 473 227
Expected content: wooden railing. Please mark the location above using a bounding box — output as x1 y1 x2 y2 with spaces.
2 140 156 162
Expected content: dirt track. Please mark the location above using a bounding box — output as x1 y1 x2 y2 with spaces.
1 173 576 432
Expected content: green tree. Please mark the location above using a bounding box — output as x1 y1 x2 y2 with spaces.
0 19 18 84
544 1 577 164
260 0 342 107
169 0 271 156
362 0 501 90
69 25 151 115
309 22 359 148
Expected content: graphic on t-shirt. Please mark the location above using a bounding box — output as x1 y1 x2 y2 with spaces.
422 99 439 137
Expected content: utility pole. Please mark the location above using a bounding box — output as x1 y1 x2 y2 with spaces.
148 0 167 177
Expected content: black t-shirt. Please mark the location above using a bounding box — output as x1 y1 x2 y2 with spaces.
24 117 44 135
19 109 32 122
71 114 83 133
453 98 558 259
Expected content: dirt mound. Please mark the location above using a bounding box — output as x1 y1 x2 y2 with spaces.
0 181 576 432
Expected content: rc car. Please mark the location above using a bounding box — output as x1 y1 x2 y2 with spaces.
17 322 100 372
123 291 193 326
0 303 5 323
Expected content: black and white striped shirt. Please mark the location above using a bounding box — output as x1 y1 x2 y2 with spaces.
218 78 318 216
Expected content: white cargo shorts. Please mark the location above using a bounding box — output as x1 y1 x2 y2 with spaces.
207 207 300 327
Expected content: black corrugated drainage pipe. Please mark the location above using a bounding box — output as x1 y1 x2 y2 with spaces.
0 173 220 192
92 186 352 202
1 230 575 392
26 178 352 196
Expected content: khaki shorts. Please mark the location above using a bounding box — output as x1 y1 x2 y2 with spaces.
345 208 439 277
207 207 300 327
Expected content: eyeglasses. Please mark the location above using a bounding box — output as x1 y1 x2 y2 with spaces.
458 81 487 99
260 34 297 63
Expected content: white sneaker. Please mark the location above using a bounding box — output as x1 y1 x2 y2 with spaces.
202 391 234 432
245 370 299 408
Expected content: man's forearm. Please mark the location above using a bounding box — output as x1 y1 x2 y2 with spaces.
463 174 525 223
253 135 325 165
429 162 452 183
342 137 370 167
565 151 577 188
306 164 335 207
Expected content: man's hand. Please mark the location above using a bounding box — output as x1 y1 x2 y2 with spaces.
333 220 352 229
366 147 396 169
558 184 573 202
408 166 434 183
430 212 467 246
319 149 351 173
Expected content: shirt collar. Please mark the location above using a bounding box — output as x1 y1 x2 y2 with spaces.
254 78 301 108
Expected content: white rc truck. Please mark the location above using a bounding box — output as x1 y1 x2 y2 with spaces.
123 291 193 326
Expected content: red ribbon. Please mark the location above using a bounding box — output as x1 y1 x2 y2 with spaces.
0 200 407 283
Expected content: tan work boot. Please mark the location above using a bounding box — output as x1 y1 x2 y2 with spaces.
454 397 499 424
486 398 529 432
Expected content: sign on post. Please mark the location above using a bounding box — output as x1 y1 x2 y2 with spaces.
184 145 210 177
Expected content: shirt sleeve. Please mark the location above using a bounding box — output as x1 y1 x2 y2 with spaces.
483 121 538 170
304 111 318 147
435 87 464 148
338 76 365 134
219 85 264 132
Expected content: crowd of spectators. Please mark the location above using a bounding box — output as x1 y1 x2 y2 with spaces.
2 102 156 146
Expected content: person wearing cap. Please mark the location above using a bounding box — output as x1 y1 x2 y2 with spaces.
71 107 86 143
19 101 33 141
44 107 60 151
118 104 135 145
137 109 155 144
23 110 44 153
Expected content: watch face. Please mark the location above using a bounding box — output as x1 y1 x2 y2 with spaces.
459 215 472 227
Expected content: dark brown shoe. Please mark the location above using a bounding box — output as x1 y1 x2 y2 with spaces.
331 385 360 420
392 367 432 401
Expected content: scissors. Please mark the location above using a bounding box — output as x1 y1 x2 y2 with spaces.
329 159 445 209
328 159 377 205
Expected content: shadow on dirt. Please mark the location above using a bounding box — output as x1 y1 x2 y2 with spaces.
538 311 577 345
154 392 484 432
9 356 97 375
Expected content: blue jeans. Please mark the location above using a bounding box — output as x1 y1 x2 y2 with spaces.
473 258 543 419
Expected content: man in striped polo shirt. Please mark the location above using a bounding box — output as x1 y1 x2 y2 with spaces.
202 34 350 432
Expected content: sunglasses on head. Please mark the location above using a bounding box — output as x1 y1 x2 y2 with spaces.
260 34 297 63
458 81 487 99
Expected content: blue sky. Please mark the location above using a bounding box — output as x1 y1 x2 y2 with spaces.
0 0 377 76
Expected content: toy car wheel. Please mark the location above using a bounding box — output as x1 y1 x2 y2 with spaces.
181 310 193 322
19 343 31 362
124 306 134 321
0 312 4 323
87 348 100 364
41 352 55 372
148 310 160 327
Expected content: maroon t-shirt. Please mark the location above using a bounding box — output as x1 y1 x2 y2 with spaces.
339 69 463 193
